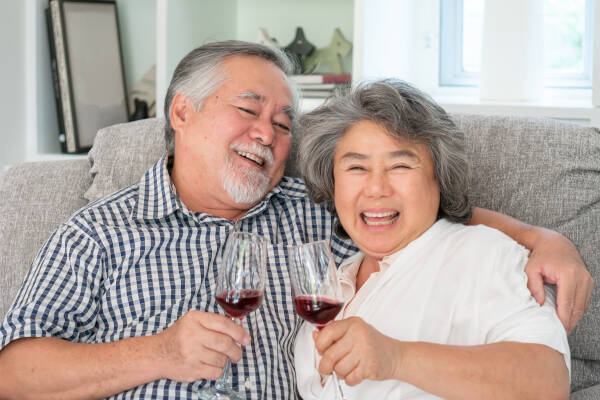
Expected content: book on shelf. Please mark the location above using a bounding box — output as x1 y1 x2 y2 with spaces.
46 0 129 154
299 90 335 99
290 73 351 84
296 83 338 90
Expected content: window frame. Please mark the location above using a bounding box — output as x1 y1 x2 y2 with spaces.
439 0 593 88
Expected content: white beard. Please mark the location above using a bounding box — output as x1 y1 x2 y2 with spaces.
221 143 274 204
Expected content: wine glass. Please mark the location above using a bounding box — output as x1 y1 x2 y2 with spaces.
288 240 347 400
198 232 267 400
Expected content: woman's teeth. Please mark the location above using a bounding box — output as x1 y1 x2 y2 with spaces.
362 211 399 226
237 151 264 166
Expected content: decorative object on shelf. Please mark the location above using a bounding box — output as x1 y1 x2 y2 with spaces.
304 28 352 74
257 28 279 48
46 0 129 154
130 99 149 121
257 26 353 98
290 73 351 99
284 27 316 73
128 65 156 118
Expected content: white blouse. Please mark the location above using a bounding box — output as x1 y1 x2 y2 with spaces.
295 219 570 399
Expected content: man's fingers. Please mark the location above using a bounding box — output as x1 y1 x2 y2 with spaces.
567 275 593 333
200 331 244 363
197 345 230 368
556 276 576 332
195 312 250 346
526 270 546 306
199 364 227 381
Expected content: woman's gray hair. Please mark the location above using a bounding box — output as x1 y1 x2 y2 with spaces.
163 40 298 152
297 79 472 238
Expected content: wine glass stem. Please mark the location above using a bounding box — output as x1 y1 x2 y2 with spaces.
214 317 239 393
214 359 232 392
332 371 347 400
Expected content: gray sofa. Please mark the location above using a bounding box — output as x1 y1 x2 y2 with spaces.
0 115 598 398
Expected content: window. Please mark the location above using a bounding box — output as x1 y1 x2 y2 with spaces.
439 0 593 88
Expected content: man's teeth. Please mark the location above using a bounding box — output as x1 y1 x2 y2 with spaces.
237 151 264 166
362 211 399 226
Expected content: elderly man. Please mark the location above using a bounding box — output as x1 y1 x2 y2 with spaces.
0 41 592 399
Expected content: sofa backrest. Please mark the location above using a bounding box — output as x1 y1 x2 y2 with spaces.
0 159 91 318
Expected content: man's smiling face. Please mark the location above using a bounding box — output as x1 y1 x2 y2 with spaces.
172 55 294 216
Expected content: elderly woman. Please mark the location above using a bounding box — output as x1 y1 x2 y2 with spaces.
294 79 570 399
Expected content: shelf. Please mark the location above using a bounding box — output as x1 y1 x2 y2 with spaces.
24 0 355 164
26 153 88 163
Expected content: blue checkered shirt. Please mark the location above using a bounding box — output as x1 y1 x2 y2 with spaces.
0 154 357 399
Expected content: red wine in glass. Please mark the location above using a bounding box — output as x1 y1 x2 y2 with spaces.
216 289 264 319
294 294 343 330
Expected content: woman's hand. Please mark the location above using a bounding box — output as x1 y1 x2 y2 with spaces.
524 228 593 334
313 316 403 386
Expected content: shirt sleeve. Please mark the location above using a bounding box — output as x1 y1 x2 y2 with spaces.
476 234 571 377
0 221 104 350
294 320 324 400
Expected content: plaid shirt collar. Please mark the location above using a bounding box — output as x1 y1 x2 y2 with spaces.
132 153 306 222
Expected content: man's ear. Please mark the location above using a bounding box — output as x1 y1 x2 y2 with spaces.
170 93 191 133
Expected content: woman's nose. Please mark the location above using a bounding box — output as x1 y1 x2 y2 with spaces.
364 172 391 197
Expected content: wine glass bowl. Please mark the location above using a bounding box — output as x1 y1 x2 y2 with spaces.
216 289 264 319
198 231 267 400
288 240 344 328
293 295 343 330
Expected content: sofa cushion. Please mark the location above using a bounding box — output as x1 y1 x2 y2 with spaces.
0 159 91 319
453 114 600 391
85 118 167 202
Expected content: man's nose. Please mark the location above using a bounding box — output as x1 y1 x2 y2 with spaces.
249 119 275 146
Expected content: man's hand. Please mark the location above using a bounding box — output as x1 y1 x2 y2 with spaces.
525 229 593 334
155 311 250 382
313 317 403 386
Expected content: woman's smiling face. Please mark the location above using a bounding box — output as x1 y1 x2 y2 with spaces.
333 120 441 260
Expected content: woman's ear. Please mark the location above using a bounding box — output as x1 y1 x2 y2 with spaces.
169 92 190 133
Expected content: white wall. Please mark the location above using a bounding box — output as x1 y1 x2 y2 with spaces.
115 0 156 92
0 0 26 168
166 0 237 82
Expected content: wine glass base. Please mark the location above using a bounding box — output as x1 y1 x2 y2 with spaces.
197 387 243 400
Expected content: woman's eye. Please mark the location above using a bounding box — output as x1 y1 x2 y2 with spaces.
392 165 409 170
348 166 365 171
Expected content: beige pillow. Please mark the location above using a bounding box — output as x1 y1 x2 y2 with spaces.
84 118 166 202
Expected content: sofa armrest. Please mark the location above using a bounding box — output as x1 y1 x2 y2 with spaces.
0 159 91 320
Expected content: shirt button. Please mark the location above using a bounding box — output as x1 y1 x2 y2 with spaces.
244 379 254 390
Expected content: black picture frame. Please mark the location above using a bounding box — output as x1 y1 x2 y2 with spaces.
46 0 130 154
